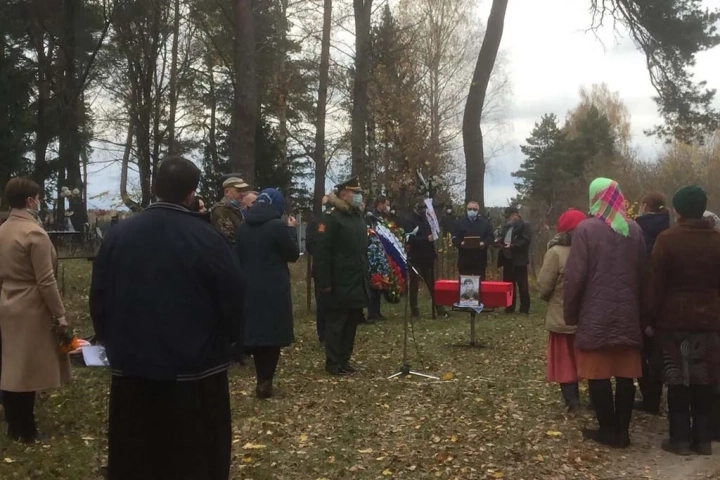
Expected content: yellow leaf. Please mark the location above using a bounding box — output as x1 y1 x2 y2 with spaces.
493 472 505 478
450 435 458 442
441 372 454 381
545 430 563 437
299 434 308 443
3 458 15 464
242 443 267 450
382 469 393 476
242 456 253 464
535 454 544 462
358 448 373 454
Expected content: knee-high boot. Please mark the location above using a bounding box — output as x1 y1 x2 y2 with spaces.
583 380 616 447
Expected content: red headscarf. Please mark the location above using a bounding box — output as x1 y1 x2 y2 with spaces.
557 208 587 233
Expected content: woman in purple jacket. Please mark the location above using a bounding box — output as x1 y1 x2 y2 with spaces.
564 178 646 449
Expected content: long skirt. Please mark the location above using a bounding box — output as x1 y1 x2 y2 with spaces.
576 346 642 380
655 330 720 386
546 332 578 384
107 371 232 480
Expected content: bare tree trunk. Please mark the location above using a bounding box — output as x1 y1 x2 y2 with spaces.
313 0 332 216
120 118 140 211
167 0 181 155
462 0 507 208
277 0 289 200
207 55 219 170
351 0 372 186
231 0 258 186
32 38 52 192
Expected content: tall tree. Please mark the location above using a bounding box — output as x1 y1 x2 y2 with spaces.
462 0 507 207
231 0 258 185
351 0 372 186
313 0 332 215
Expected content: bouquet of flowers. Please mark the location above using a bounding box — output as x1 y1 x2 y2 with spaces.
52 318 83 354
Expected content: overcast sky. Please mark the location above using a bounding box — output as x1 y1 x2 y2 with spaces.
85 0 720 210
480 0 720 206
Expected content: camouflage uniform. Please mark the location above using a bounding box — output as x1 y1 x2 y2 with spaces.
210 199 244 245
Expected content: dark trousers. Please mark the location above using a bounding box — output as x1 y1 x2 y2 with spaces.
314 281 326 342
2 391 36 440
667 384 714 444
250 347 281 383
638 335 663 413
325 308 362 369
588 377 635 434
502 265 530 314
368 289 382 320
108 372 231 480
409 263 444 316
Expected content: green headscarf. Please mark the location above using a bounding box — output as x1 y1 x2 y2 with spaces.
588 177 629 237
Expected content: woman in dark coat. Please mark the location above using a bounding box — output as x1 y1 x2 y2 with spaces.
564 178 646 449
634 192 671 414
648 187 720 456
236 188 300 399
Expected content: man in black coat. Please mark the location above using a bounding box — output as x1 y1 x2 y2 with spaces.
403 197 447 319
497 206 532 314
90 157 244 480
452 201 494 279
306 196 329 344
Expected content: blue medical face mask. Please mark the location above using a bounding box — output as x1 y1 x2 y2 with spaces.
467 210 478 220
351 193 363 208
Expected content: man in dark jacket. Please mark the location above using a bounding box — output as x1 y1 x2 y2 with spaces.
452 201 494 279
497 207 532 314
306 196 329 344
314 177 370 375
90 157 244 480
365 196 390 321
404 197 447 319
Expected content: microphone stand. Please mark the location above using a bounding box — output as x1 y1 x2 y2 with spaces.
387 257 439 380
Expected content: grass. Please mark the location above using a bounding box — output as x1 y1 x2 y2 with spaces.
0 259 704 479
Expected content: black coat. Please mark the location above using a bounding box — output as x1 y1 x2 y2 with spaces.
403 212 436 267
635 212 670 256
452 215 494 272
236 203 300 347
90 202 244 381
497 220 532 268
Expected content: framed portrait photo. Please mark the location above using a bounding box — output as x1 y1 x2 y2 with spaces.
458 275 481 307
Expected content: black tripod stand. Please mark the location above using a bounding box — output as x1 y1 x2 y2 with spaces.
387 261 439 380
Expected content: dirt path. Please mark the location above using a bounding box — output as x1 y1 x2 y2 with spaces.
603 415 720 479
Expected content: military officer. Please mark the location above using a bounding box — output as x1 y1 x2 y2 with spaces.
210 176 250 245
313 177 370 375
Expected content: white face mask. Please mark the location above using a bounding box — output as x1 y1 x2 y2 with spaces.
351 193 363 208
467 210 478 219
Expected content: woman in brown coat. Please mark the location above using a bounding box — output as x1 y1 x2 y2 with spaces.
564 178 646 449
0 178 70 442
648 187 720 456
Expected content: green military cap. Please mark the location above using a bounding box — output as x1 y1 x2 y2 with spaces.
334 176 363 193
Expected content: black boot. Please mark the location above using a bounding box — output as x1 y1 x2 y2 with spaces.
614 379 635 449
560 383 581 412
712 392 720 442
583 380 617 447
661 411 692 455
255 381 273 400
691 414 713 456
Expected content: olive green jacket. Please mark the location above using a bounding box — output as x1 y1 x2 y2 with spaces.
210 199 243 245
313 194 370 310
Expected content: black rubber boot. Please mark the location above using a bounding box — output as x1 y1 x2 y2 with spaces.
583 380 617 447
614 379 635 449
560 383 581 411
661 411 692 456
692 414 713 456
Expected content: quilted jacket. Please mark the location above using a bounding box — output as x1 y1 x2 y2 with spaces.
563 217 646 350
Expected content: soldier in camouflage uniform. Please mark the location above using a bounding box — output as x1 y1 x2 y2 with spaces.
210 177 250 245
313 177 370 376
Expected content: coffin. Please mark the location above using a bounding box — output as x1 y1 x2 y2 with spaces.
435 280 513 309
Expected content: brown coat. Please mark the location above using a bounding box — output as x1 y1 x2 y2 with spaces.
563 218 646 351
537 244 576 334
0 210 70 392
648 220 720 331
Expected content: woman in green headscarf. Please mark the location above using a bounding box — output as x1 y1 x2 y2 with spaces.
648 186 720 456
564 178 646 449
